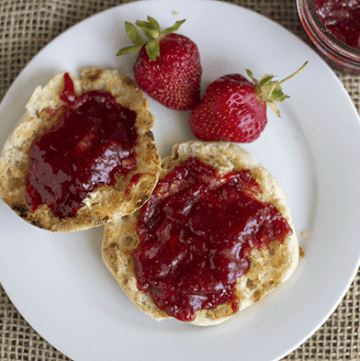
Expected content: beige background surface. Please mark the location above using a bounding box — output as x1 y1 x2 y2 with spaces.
0 0 359 360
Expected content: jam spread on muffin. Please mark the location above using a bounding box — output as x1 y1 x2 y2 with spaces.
25 73 138 218
133 157 292 322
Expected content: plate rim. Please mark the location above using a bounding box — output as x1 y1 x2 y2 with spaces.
1 1 360 361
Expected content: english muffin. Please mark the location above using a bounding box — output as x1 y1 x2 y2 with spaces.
0 68 161 232
102 141 299 326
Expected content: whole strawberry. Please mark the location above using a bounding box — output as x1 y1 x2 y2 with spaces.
118 17 202 110
188 62 307 143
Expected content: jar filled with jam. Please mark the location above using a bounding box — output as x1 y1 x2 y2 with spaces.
297 0 360 73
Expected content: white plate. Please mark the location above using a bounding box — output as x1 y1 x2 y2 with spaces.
1 1 360 360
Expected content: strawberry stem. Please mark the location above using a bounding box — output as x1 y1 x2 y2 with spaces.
246 61 308 118
278 61 308 85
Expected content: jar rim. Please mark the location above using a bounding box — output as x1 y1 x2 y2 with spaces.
297 0 360 72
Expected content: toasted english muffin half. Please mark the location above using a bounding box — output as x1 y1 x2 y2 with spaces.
102 141 299 326
0 68 161 232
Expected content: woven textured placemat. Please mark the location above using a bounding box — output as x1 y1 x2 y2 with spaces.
0 1 359 360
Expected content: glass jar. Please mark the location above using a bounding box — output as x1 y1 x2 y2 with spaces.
297 0 360 73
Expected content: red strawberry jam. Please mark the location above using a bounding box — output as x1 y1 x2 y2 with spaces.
313 0 360 49
25 73 138 218
133 157 292 322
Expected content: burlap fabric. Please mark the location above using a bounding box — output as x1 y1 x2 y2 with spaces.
0 0 359 360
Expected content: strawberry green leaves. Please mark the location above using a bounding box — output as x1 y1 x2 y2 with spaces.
246 61 308 117
117 16 186 61
117 22 144 55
